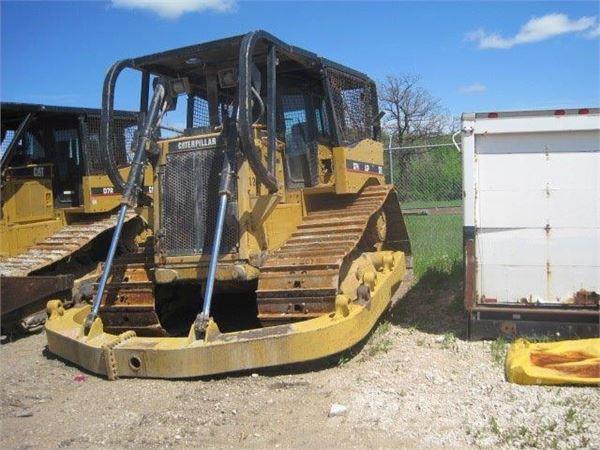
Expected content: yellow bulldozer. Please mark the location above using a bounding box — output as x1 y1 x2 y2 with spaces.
0 103 151 332
45 31 413 378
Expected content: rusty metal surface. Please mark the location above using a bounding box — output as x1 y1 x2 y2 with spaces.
0 211 138 277
572 289 599 307
471 305 599 317
0 274 74 314
256 184 409 323
463 238 476 310
97 244 167 336
469 317 599 340
468 303 599 340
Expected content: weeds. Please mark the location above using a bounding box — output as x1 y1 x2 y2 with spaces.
490 337 508 366
565 408 577 424
440 332 457 349
477 412 592 449
337 354 352 367
366 321 394 357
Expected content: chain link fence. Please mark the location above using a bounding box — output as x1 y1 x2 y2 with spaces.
384 141 463 278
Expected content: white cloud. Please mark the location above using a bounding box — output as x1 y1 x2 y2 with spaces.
458 83 487 94
112 0 237 19
467 13 598 49
586 24 600 38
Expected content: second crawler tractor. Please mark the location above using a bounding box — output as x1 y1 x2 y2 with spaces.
46 30 412 379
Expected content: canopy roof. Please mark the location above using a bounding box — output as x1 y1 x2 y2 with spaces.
1 102 136 126
126 31 372 86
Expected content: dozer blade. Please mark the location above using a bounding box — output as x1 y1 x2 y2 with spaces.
45 249 411 379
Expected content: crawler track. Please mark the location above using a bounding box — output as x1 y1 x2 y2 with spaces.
256 184 410 324
96 244 165 336
0 211 137 277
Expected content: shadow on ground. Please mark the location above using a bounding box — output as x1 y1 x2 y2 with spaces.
388 262 466 338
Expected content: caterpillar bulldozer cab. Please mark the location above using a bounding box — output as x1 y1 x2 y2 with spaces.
0 103 151 332
45 31 412 378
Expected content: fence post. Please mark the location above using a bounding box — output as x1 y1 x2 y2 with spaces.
387 131 396 186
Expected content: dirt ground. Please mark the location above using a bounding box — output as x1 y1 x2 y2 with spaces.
1 279 598 449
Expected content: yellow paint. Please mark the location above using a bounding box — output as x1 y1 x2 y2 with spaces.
0 164 65 256
45 250 407 379
44 129 408 378
151 132 390 283
82 165 153 213
1 162 153 259
333 139 385 194
506 338 600 385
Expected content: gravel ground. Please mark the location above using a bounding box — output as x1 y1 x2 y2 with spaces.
1 282 598 449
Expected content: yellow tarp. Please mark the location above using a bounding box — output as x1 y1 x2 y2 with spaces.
505 338 600 385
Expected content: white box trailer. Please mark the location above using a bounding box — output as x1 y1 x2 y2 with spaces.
461 108 599 339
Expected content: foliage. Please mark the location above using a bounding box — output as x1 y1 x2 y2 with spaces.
490 337 508 366
404 214 462 279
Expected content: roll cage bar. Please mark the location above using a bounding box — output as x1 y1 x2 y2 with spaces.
100 30 380 194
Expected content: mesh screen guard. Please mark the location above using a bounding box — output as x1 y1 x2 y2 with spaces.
86 116 137 175
326 68 376 145
159 143 238 257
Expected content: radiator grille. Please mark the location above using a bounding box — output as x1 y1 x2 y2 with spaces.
160 145 238 256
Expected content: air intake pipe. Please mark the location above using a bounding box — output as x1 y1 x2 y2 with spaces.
238 31 279 193
99 59 137 193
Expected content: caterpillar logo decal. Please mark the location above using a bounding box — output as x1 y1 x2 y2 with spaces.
168 136 218 152
5 165 52 179
346 160 384 176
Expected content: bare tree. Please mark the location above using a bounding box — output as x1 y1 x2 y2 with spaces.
378 74 458 199
379 74 453 145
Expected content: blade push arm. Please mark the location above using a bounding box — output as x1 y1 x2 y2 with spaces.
84 80 169 333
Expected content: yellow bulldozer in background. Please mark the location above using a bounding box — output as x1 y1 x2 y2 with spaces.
45 30 413 378
0 103 152 332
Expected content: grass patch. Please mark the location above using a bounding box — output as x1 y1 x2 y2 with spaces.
402 199 462 210
490 337 508 366
388 211 464 336
481 411 591 449
404 214 462 280
440 332 457 349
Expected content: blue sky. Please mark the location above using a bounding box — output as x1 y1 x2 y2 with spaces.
1 0 599 118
